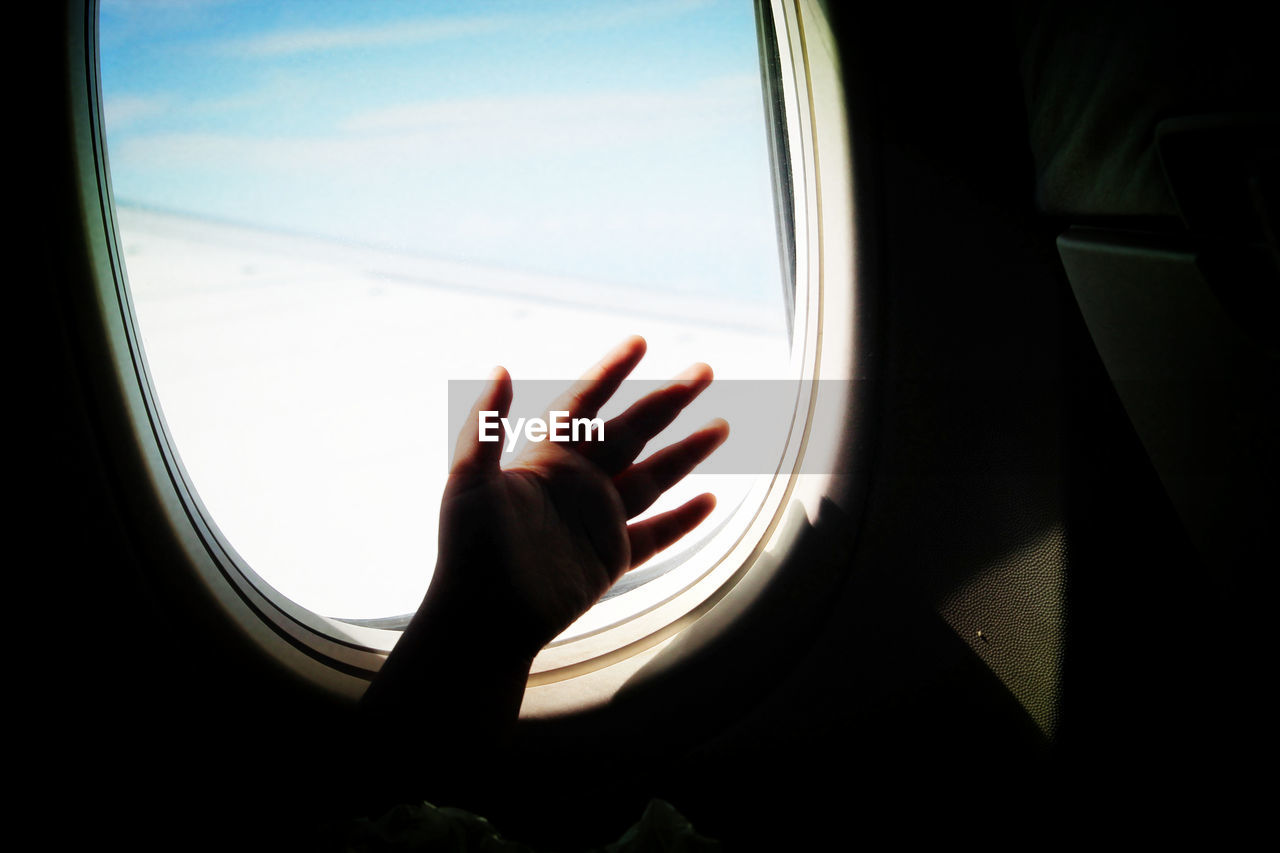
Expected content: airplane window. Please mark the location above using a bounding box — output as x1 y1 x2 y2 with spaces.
97 0 793 632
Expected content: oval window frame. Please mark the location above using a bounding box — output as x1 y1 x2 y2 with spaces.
64 0 864 711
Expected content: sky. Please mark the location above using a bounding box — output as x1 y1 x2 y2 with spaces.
97 0 793 618
100 0 784 303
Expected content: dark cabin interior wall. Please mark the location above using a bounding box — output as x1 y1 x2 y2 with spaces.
27 2 1270 849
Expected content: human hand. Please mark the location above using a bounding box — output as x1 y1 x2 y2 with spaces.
432 335 729 660
362 337 727 728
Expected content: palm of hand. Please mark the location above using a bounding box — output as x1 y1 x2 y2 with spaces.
439 449 627 655
434 337 727 657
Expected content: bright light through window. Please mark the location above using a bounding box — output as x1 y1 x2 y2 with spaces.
100 0 790 621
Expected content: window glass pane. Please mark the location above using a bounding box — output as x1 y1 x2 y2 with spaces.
100 0 789 620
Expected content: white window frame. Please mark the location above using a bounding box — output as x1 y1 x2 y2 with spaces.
64 0 863 711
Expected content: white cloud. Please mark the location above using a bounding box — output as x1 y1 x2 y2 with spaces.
212 0 713 58
103 94 171 130
106 0 236 11
339 74 761 145
225 16 506 58
113 73 762 174
533 0 714 33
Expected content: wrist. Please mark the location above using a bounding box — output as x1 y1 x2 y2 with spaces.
417 558 551 663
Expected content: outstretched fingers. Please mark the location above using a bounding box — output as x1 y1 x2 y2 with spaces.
614 419 729 518
627 493 717 569
580 362 713 475
549 335 647 422
450 366 513 478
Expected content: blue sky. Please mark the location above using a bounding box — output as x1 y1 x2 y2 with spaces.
100 0 783 303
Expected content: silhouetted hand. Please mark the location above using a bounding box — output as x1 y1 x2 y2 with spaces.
363 337 727 729
438 335 727 656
